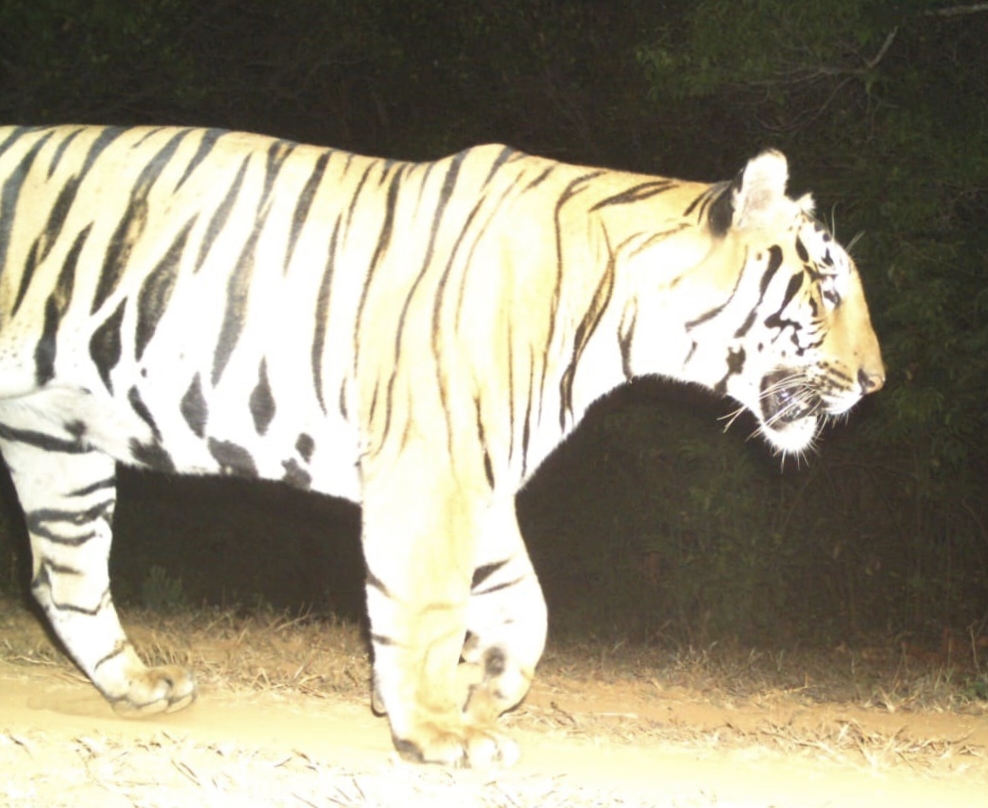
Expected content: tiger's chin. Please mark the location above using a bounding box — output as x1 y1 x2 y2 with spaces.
758 415 820 456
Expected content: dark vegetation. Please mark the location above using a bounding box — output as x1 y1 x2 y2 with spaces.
0 0 986 649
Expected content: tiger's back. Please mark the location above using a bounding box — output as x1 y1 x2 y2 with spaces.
0 127 670 485
0 124 883 767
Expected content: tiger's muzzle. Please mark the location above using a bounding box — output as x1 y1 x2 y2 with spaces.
758 369 825 428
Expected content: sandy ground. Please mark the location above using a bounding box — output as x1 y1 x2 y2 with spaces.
2 609 988 807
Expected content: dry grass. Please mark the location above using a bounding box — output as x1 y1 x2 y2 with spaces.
522 640 988 771
3 598 988 806
1 728 660 808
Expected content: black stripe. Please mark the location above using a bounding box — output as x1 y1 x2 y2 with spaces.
735 250 784 333
195 156 249 273
207 437 258 477
522 164 555 192
41 166 92 254
295 433 315 462
618 304 636 381
89 299 125 394
733 309 758 340
472 560 509 589
249 358 275 435
211 217 263 386
0 126 30 164
795 236 809 263
132 126 168 148
473 577 525 597
521 346 534 478
93 640 131 672
365 569 393 598
127 385 161 440
352 166 403 376
37 176 82 263
286 151 330 273
174 128 226 191
2 131 57 316
483 146 517 187
56 223 90 298
0 421 89 454
41 558 84 577
778 271 805 313
91 129 191 314
281 458 311 490
539 174 596 418
260 140 297 210
312 216 341 414
414 160 438 207
46 128 83 176
702 183 734 237
681 187 706 218
67 476 116 497
477 397 494 489
713 346 746 396
35 293 60 386
338 381 348 420
72 126 128 179
28 528 95 548
344 162 376 234
64 419 87 440
559 238 616 428
11 239 40 317
180 373 208 438
43 586 111 616
683 339 698 368
758 246 784 298
129 437 175 472
135 217 192 360
432 194 486 342
684 250 751 331
506 324 515 465
34 223 85 385
588 179 676 211
366 380 380 429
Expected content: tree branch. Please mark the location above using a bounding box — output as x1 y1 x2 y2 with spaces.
865 27 898 70
928 3 988 17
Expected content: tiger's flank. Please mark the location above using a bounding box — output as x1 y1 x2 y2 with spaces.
0 125 883 767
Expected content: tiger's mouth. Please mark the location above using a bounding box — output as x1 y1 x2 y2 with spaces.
757 369 825 450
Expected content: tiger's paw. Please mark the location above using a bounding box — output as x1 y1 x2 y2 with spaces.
393 721 519 768
109 664 197 716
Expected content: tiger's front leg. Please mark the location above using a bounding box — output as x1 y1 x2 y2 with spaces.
361 449 519 767
458 501 547 730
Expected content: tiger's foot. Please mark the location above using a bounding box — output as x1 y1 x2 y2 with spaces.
106 664 197 716
392 719 519 768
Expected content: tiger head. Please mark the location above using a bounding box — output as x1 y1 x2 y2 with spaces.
620 150 884 455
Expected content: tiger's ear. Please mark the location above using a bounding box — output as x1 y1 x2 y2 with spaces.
731 150 791 232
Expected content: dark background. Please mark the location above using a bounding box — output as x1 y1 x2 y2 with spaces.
0 0 986 648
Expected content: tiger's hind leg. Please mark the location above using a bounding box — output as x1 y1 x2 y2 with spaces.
0 430 196 715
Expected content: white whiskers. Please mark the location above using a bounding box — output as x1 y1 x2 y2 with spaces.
717 405 746 434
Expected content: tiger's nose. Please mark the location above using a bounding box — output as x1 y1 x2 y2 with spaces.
857 367 884 395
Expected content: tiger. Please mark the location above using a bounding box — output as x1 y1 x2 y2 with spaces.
0 125 883 767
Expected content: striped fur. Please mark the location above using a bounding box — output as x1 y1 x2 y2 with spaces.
0 125 883 766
